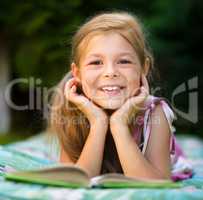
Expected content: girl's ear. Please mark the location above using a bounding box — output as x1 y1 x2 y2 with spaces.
143 57 150 76
71 62 81 79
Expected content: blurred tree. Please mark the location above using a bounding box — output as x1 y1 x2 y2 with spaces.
141 0 202 135
0 0 84 134
0 0 83 88
0 33 10 133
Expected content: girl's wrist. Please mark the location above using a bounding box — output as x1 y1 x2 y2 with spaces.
92 113 108 124
90 116 108 131
110 122 129 136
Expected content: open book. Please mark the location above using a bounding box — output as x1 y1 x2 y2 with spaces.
4 164 182 188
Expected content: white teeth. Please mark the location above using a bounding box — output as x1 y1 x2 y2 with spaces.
102 86 120 91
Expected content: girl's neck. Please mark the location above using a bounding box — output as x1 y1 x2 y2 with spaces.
104 109 115 116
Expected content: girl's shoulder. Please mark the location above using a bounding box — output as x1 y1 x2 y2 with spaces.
133 95 176 136
144 95 173 111
142 95 176 151
143 95 176 131
132 95 177 154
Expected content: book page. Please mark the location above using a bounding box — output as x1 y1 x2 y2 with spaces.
90 173 182 188
5 164 91 188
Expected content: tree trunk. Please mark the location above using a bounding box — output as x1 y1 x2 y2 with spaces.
0 33 10 134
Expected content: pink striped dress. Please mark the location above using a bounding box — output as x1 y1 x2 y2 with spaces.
132 95 193 181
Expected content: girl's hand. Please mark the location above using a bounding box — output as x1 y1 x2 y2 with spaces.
110 75 149 133
64 78 108 127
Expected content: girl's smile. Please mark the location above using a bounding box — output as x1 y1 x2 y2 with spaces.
99 84 125 96
72 32 143 110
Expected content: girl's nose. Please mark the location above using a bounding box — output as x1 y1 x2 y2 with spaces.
103 63 119 78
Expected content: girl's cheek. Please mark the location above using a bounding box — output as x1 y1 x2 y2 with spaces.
81 82 90 97
81 80 95 99
129 79 140 97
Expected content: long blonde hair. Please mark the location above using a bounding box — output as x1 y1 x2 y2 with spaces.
48 11 154 174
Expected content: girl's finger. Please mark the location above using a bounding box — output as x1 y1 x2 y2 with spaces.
141 74 150 93
64 77 81 93
65 78 77 91
71 85 77 93
64 78 78 99
140 86 149 97
130 86 148 111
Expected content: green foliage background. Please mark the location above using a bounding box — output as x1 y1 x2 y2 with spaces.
0 0 202 138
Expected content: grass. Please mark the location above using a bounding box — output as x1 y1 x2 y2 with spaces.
0 132 32 145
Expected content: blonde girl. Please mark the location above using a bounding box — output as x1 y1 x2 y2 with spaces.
49 11 193 181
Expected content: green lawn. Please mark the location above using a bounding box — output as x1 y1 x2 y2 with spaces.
0 132 31 145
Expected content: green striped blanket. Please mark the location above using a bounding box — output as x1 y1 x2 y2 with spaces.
0 133 203 200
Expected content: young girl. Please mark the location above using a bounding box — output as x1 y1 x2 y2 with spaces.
49 11 193 181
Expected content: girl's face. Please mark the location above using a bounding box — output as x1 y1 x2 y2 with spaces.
73 32 144 110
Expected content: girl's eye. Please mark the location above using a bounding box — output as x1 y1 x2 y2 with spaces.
89 60 103 65
118 59 131 64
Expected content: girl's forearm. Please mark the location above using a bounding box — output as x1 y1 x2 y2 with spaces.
111 125 169 179
75 122 108 177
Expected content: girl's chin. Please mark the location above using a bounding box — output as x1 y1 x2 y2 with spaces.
93 99 124 110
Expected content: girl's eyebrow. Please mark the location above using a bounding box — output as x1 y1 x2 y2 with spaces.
86 54 102 59
86 52 134 59
117 52 135 58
